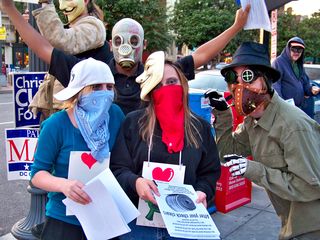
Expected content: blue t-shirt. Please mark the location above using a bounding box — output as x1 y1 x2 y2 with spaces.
31 105 124 225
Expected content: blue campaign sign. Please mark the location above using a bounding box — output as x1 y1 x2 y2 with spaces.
13 72 46 127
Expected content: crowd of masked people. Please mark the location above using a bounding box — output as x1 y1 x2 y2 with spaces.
1 0 319 239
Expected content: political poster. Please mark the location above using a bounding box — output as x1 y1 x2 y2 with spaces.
12 72 46 127
6 128 39 181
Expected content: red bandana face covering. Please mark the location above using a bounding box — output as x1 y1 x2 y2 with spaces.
152 85 184 153
231 83 269 116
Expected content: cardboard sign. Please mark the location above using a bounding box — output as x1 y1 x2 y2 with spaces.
13 72 46 127
136 162 185 228
6 128 39 181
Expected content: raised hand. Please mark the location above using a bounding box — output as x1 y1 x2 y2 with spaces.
233 4 251 30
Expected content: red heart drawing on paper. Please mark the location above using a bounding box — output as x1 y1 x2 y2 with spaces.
81 153 97 170
152 167 174 182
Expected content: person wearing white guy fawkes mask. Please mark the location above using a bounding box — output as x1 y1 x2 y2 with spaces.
29 0 112 122
1 0 251 117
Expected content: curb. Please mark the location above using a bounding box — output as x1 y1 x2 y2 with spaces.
0 87 13 94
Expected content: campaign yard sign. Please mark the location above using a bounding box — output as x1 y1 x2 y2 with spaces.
6 128 39 181
13 72 46 127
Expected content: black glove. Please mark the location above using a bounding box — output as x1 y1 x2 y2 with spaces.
204 89 229 111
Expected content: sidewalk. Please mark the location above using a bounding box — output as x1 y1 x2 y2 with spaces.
0 85 12 94
0 74 12 94
0 184 281 240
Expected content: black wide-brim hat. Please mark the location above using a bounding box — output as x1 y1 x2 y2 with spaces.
221 42 280 83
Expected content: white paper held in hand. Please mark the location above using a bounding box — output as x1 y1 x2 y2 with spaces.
241 0 271 32
63 179 130 240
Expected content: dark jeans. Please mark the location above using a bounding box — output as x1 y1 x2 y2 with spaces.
40 217 87 240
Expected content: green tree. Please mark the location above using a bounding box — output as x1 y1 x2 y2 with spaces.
298 12 320 61
276 10 300 55
277 10 320 61
168 0 258 57
96 0 172 52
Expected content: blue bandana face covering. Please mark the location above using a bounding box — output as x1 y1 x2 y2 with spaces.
74 90 114 162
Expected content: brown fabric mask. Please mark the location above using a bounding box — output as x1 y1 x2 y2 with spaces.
231 83 269 116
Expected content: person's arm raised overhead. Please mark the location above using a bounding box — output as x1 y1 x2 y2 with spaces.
192 4 250 69
1 0 53 64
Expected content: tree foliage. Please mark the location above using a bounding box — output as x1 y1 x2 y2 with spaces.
276 11 300 54
96 0 172 52
168 0 258 55
298 12 320 60
277 10 320 60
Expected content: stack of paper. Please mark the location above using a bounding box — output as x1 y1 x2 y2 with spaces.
63 169 140 240
155 181 220 240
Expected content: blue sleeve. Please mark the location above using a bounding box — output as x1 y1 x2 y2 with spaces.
302 73 313 96
272 60 283 98
31 114 62 178
108 104 125 150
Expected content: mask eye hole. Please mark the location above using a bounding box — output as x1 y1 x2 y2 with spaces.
113 35 123 47
130 35 140 47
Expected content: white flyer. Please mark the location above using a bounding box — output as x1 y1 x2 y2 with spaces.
63 169 140 240
154 181 220 239
63 179 130 240
241 0 271 32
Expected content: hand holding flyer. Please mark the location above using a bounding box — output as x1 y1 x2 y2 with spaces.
240 0 271 32
154 181 220 240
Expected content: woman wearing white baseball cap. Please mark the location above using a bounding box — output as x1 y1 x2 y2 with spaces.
30 58 124 240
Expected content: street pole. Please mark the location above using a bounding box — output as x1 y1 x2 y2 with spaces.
11 3 47 240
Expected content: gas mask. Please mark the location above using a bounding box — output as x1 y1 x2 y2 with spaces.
225 68 270 116
230 83 269 116
112 18 144 69
59 0 85 24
